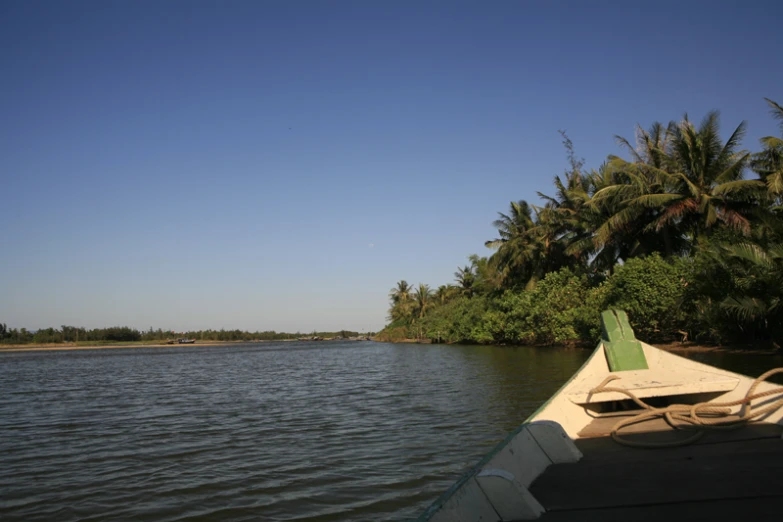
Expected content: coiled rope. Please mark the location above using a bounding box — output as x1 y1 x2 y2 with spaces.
589 368 783 448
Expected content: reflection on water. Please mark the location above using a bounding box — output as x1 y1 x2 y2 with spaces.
0 342 777 521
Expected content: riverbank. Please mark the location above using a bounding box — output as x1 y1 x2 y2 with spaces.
0 338 375 353
0 340 253 352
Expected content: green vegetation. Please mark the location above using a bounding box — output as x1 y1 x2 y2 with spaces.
0 324 368 346
378 100 783 348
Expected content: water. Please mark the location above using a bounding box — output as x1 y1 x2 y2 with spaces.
0 341 781 521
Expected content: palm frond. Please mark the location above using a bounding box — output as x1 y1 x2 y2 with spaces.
760 136 783 149
630 193 682 208
721 296 769 322
766 170 783 195
716 120 747 167
672 172 701 198
654 199 697 229
711 178 765 197
765 98 783 134
725 242 773 268
614 134 644 163
714 153 750 184
719 209 751 235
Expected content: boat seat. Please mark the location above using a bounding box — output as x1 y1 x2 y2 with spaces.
567 367 740 404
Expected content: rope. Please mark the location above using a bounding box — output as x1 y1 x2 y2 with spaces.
588 368 783 448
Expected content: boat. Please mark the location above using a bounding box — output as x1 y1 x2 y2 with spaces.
177 338 195 344
415 310 783 521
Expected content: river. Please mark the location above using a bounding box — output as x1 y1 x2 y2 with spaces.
1 341 781 521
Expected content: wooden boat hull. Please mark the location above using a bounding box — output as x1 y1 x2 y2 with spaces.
415 310 783 521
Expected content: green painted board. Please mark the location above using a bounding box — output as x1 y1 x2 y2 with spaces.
601 310 648 371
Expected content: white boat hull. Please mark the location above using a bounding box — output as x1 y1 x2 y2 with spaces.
416 312 783 521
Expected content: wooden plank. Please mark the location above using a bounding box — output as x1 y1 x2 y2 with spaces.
482 424 552 488
526 421 583 464
533 495 783 522
530 442 783 510
577 414 783 442
601 310 648 371
474 473 544 521
574 433 783 463
567 368 739 403
601 310 624 343
615 311 637 341
428 477 499 522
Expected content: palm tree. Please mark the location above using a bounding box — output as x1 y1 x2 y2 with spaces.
435 285 457 305
454 265 475 297
389 280 412 305
413 284 433 319
703 241 783 345
614 121 673 170
536 169 595 269
591 122 688 260
663 112 762 241
467 254 504 294
594 112 764 256
488 135 621 284
484 200 538 285
751 98 783 199
388 280 414 323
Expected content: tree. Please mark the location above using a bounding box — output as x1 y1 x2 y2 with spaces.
704 241 783 345
435 285 457 305
454 265 475 297
485 200 539 287
413 283 433 319
591 122 688 260
751 98 783 201
595 112 764 256
388 280 415 323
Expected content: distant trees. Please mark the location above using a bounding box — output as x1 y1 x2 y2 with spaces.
0 325 365 345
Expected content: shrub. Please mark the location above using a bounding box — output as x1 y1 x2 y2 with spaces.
520 268 593 345
601 254 688 341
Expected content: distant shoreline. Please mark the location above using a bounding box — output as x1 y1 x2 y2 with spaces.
0 338 372 353
0 340 256 352
3 339 778 355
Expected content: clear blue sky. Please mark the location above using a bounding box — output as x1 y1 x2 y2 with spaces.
1 1 781 333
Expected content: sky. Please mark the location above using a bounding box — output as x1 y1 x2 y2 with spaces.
1 1 782 333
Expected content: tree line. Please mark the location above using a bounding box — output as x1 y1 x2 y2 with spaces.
379 99 783 348
0 323 365 345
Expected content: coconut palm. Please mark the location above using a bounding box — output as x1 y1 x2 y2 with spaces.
435 285 451 305
454 265 475 297
594 112 764 256
388 280 414 322
591 123 688 260
389 280 412 305
536 168 596 268
663 112 762 240
614 121 673 170
701 240 783 345
413 284 433 319
485 200 538 285
751 98 783 200
466 254 503 294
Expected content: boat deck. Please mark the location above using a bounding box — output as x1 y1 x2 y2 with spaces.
525 415 783 521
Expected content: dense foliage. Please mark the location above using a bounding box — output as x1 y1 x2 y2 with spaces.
378 101 783 348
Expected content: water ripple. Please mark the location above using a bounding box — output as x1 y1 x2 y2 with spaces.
0 341 592 521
